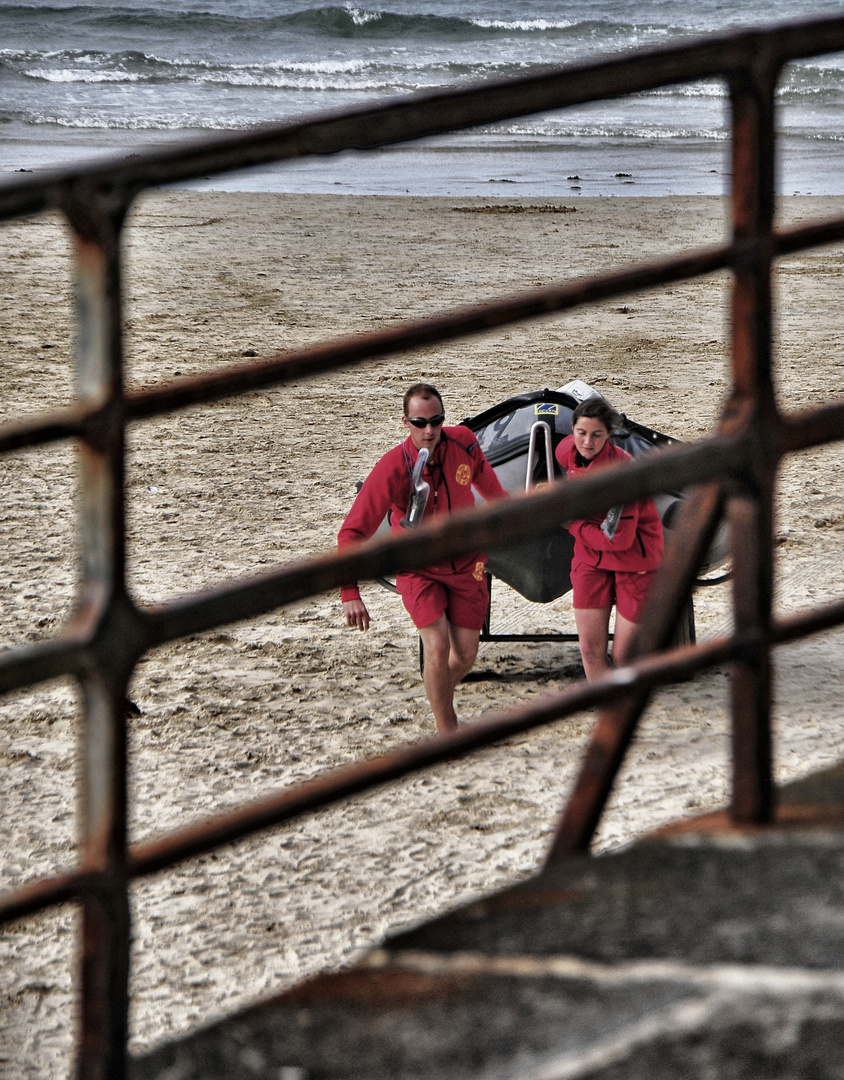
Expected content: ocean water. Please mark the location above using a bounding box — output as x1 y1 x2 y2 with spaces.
2 0 844 196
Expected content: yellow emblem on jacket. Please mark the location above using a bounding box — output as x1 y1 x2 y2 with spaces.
473 561 485 581
455 463 471 486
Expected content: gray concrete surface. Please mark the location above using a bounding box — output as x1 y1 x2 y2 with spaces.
132 765 844 1079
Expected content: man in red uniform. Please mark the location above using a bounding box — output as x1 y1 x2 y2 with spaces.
339 383 506 734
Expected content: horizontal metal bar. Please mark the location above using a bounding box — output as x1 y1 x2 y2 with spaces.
0 15 839 1076
143 432 746 647
0 430 739 695
0 635 731 922
0 15 843 221
3 591 842 925
774 215 844 258
0 631 89 696
0 241 732 454
480 634 581 643
0 408 86 455
125 634 743 877
773 595 844 647
0 434 735 691
123 243 738 422
768 14 844 64
4 214 844 458
0 868 96 926
0 395 835 694
777 398 844 454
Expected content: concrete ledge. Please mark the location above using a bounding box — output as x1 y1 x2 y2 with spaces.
132 763 844 1079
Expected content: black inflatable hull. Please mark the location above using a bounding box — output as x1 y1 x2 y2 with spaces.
464 387 729 604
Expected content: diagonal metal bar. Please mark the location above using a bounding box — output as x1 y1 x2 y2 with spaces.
543 479 730 861
125 629 740 880
0 639 740 923
0 434 740 703
121 587 844 867
728 489 775 821
1 17 844 1077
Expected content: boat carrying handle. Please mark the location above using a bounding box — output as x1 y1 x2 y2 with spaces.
525 420 554 491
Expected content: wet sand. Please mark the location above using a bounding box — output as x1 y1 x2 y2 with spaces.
0 192 842 1075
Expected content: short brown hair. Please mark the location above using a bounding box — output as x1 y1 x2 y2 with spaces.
571 395 622 434
403 382 443 416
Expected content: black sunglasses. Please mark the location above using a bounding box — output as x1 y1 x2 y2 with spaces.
406 412 445 429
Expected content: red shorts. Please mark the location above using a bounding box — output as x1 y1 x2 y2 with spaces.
396 563 489 630
571 562 657 623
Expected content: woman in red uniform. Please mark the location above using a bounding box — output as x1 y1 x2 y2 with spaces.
555 396 664 680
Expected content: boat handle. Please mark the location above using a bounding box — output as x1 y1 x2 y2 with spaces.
525 420 553 491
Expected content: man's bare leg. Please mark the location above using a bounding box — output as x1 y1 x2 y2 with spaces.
447 622 480 695
418 617 480 734
418 617 456 733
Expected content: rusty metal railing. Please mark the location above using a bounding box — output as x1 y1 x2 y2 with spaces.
2 14 844 1079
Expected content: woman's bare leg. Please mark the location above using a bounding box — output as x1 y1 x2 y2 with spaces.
573 606 612 681
611 611 639 667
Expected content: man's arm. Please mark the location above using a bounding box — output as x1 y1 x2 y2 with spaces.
337 453 398 625
342 597 371 631
464 434 507 501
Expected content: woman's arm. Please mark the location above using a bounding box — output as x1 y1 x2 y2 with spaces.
568 502 641 551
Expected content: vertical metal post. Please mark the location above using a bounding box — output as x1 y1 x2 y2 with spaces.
727 54 779 823
65 183 132 1080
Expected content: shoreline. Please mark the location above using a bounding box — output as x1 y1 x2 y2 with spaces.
3 128 844 199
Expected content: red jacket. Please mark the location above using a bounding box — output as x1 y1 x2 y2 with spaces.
555 434 664 572
339 425 506 601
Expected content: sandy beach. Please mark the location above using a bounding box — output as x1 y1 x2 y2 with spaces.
1 191 843 1076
